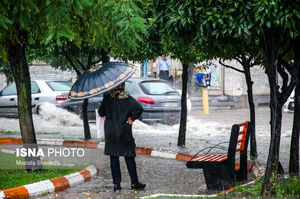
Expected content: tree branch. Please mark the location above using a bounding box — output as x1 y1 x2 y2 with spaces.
76 59 86 70
63 50 82 77
236 55 243 60
277 59 289 94
219 58 245 73
281 60 293 77
251 56 263 67
87 54 92 69
71 64 82 77
248 55 253 61
279 48 300 105
279 43 292 59
234 56 243 66
91 58 101 66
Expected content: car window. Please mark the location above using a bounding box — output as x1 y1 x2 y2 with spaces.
140 81 178 95
125 81 133 93
31 81 40 94
47 81 72 91
0 81 41 96
1 83 17 96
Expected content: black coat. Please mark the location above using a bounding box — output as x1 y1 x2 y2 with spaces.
98 94 143 157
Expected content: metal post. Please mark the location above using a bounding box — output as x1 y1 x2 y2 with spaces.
202 87 209 115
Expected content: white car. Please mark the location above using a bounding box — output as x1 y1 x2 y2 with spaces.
0 80 72 117
284 90 295 112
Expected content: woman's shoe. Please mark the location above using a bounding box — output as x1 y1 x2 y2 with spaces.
131 182 146 190
113 184 121 192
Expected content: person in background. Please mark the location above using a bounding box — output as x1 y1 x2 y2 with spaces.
98 83 146 192
157 55 171 81
152 58 157 78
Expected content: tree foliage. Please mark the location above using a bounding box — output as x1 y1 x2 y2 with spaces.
0 0 94 171
36 0 148 139
151 0 206 147
180 0 299 195
151 0 299 194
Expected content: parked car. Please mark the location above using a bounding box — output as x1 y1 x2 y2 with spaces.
284 90 295 112
176 89 192 114
58 77 192 124
0 80 72 117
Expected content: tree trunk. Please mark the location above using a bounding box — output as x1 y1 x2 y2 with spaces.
289 81 299 176
101 49 110 63
81 49 110 140
243 65 257 159
6 28 42 172
177 63 188 147
289 49 300 176
67 56 92 140
261 30 281 196
82 98 91 140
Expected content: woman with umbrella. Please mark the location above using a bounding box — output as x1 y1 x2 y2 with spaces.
98 83 146 192
69 62 146 192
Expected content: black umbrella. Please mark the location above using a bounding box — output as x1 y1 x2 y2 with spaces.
69 62 136 100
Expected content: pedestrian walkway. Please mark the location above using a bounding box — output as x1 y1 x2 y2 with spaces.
190 95 235 110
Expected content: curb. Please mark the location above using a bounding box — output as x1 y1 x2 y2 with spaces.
0 137 195 161
0 164 98 199
0 137 265 178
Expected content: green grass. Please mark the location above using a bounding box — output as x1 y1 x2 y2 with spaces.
142 177 299 199
36 131 60 135
0 130 60 135
0 151 84 190
0 130 20 135
232 177 300 199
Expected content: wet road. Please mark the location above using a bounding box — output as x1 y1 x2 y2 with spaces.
0 107 294 198
37 155 211 199
133 107 293 171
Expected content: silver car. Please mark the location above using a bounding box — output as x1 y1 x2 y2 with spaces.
129 78 188 123
284 90 295 112
59 78 189 124
0 80 72 117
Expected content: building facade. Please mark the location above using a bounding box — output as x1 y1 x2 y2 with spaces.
0 61 77 90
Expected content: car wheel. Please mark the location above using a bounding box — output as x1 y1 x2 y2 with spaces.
288 102 294 111
65 107 77 114
36 106 41 115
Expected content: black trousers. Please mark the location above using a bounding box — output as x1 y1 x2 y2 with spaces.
110 156 138 185
159 70 169 81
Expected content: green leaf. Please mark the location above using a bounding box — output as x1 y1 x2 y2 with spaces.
257 6 265 13
0 14 12 30
44 31 55 45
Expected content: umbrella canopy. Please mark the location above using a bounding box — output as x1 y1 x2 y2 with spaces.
69 62 136 100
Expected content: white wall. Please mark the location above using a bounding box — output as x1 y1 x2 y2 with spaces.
223 60 269 96
0 74 7 90
0 62 77 92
